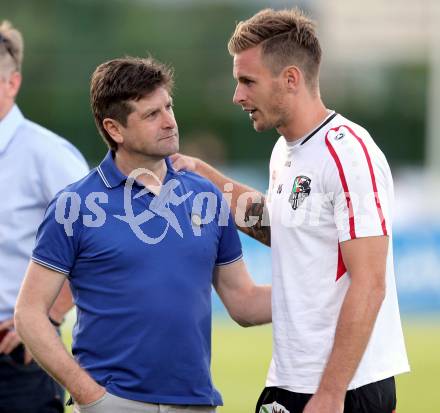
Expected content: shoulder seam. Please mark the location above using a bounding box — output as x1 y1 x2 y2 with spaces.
325 130 356 239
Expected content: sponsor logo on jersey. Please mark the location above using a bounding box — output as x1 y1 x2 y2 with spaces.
288 175 311 210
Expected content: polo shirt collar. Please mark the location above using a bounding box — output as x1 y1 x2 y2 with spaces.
0 105 25 154
97 150 177 189
164 157 177 177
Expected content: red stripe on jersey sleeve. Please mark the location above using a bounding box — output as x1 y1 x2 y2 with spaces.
336 243 347 281
341 125 388 236
325 130 356 239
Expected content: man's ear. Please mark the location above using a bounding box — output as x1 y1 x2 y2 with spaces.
283 65 302 92
102 118 124 145
7 71 21 99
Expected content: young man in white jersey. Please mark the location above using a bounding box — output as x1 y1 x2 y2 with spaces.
171 8 409 413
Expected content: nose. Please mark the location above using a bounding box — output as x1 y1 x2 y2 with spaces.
232 84 246 105
162 109 177 129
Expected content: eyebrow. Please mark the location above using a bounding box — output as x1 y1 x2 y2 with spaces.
237 75 256 83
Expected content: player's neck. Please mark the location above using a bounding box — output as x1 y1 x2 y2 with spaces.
278 97 329 143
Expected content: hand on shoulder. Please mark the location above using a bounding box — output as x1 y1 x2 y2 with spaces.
170 153 199 173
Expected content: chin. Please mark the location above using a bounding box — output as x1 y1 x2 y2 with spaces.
164 142 179 157
254 122 271 133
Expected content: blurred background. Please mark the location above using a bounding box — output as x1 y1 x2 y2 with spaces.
3 0 440 411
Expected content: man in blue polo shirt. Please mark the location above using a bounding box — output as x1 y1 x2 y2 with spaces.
14 56 271 413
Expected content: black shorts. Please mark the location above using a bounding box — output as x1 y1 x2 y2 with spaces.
256 377 396 413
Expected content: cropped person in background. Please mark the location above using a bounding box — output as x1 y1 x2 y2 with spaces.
0 20 89 413
172 8 410 413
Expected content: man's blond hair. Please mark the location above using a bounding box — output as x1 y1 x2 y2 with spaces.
0 20 24 73
228 8 321 90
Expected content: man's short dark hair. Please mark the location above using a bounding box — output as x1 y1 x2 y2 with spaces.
90 56 174 151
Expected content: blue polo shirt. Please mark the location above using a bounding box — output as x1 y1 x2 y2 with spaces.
32 151 242 406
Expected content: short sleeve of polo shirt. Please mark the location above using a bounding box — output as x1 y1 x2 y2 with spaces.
214 191 243 266
325 124 391 242
32 192 82 276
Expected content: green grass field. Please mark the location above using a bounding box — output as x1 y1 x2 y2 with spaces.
63 319 440 412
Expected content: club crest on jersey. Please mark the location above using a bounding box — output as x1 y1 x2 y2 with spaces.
288 175 311 210
259 402 290 413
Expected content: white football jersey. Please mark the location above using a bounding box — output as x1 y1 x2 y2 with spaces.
266 112 410 393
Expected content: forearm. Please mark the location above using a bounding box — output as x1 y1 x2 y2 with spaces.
231 285 272 327
14 308 100 402
317 280 385 397
196 160 271 246
48 280 74 324
195 159 255 196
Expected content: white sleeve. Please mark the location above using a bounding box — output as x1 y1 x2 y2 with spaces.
40 139 89 201
267 137 285 208
325 124 391 242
